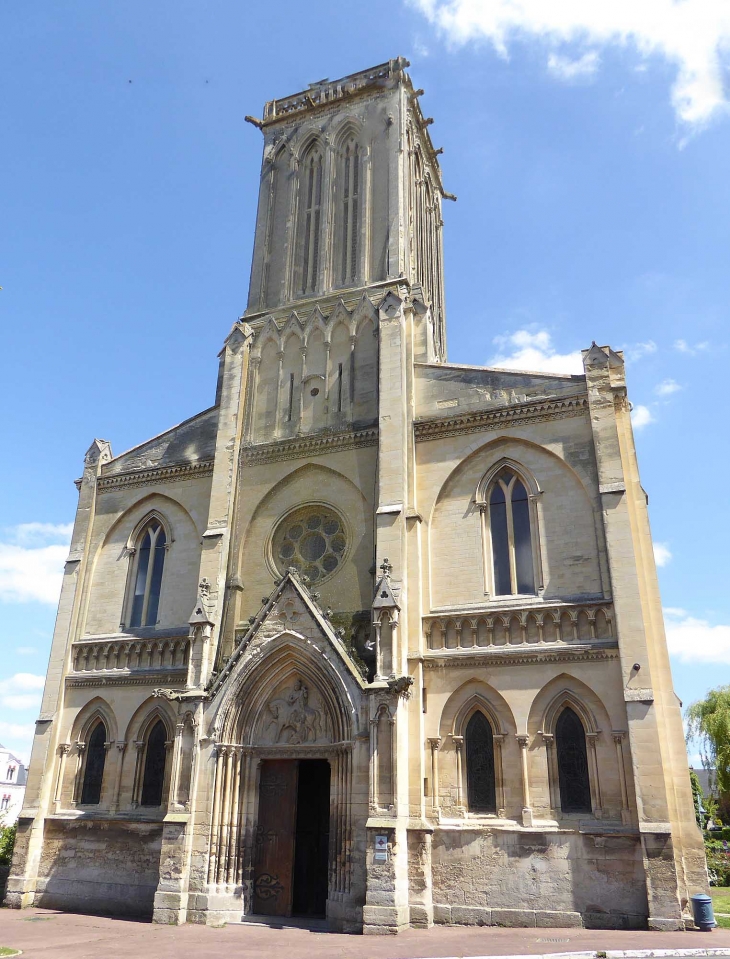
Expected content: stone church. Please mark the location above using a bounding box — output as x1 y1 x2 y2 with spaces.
6 58 707 933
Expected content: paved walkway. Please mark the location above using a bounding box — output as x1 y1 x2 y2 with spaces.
2 910 730 959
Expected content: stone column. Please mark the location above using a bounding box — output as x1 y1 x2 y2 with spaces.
53 743 70 808
110 741 127 813
207 745 227 884
369 717 378 810
517 735 533 827
493 733 506 816
586 731 603 818
373 619 383 681
428 738 441 815
130 740 145 807
452 736 464 810
613 732 632 825
71 742 86 804
541 733 559 815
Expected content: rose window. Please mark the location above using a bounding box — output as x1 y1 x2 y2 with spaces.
272 507 347 583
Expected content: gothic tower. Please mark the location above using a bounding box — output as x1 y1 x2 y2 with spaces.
6 59 706 935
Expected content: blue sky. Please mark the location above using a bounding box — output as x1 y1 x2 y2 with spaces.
1 1 729 764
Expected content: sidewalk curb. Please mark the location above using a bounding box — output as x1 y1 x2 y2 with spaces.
409 951 730 959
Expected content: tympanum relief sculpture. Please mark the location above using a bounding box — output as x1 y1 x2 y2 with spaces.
264 679 328 744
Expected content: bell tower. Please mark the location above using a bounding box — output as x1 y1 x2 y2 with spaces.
244 57 448 358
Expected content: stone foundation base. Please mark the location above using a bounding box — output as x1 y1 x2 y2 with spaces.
433 904 583 928
362 904 410 935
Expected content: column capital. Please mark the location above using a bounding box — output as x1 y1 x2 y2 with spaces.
58 742 71 756
516 734 530 748
428 737 442 750
452 735 464 751
612 730 627 744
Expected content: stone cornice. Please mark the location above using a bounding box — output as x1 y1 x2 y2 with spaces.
414 394 589 443
66 672 187 688
97 460 214 492
423 642 618 670
242 426 378 466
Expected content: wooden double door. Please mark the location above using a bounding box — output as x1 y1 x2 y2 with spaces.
253 759 330 918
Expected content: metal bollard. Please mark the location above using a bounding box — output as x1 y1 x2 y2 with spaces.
691 893 716 931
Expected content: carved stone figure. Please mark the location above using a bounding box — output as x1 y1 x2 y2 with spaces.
265 679 323 744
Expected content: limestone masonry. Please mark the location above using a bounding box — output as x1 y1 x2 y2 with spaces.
5 58 707 934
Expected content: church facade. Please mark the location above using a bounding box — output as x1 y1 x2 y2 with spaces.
6 58 707 934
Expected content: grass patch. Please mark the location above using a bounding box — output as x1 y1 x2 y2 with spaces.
716 914 730 930
0 948 21 957
710 889 730 911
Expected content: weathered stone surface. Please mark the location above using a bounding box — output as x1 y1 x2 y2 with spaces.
7 58 706 939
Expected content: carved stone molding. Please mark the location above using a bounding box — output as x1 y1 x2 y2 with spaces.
66 671 187 688
414 394 589 443
97 460 214 493
242 426 377 466
423 644 619 670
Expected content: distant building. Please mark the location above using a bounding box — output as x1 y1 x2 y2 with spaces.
0 745 27 825
692 767 718 801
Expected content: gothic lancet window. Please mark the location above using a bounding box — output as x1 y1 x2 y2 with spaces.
555 707 592 813
300 147 323 295
128 519 167 628
140 719 168 807
340 140 360 285
465 711 496 813
489 468 535 596
80 720 107 805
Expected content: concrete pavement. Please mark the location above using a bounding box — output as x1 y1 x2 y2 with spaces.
3 910 730 959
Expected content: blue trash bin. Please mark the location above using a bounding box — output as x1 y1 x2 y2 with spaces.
691 893 716 931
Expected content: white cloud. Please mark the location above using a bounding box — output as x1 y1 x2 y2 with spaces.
625 340 658 363
547 50 600 81
655 378 682 396
631 404 654 430
653 542 672 567
0 721 35 764
674 338 710 355
15 647 37 656
488 329 583 374
410 0 730 128
664 609 730 664
0 522 72 605
0 673 45 717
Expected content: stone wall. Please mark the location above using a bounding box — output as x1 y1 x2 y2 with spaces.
34 820 163 918
431 826 648 929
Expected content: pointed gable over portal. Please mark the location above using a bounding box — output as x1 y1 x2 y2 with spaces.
209 569 367 747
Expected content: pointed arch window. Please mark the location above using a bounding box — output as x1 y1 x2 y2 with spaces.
140 719 168 807
300 147 324 295
487 467 535 596
128 519 167 628
80 720 107 805
339 139 360 285
465 711 496 813
555 707 592 813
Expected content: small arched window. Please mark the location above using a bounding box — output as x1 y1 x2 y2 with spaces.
465 711 496 813
488 468 535 596
80 721 107 805
555 707 592 814
300 147 324 295
140 719 168 807
339 140 360 285
128 519 167 628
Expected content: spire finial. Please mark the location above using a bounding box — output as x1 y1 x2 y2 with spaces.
379 558 393 577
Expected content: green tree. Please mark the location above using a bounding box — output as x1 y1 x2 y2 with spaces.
690 767 705 828
686 685 730 820
0 821 16 867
